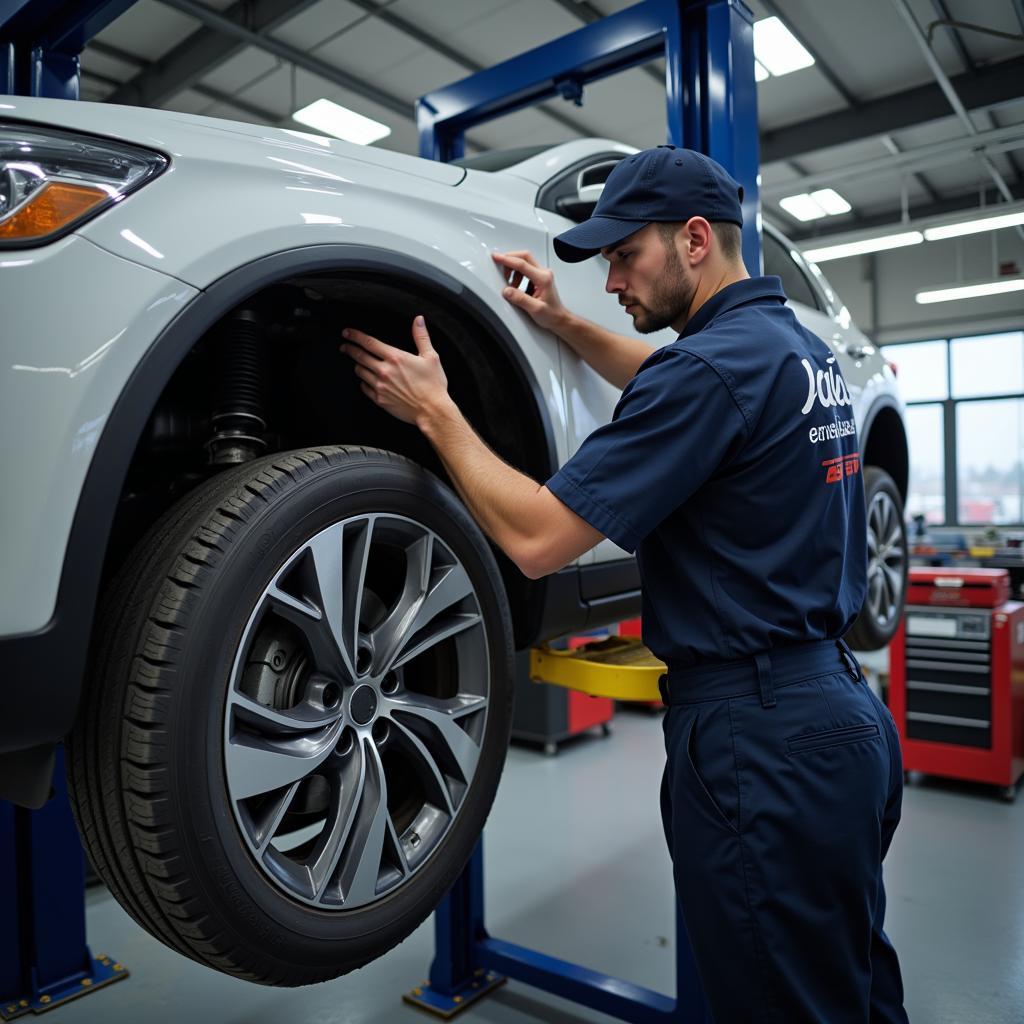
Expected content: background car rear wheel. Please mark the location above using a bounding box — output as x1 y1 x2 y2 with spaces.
845 465 907 651
67 446 514 986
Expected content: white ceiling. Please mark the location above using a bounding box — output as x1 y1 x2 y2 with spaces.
77 0 1024 239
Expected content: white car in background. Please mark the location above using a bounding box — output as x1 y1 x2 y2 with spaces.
0 96 908 985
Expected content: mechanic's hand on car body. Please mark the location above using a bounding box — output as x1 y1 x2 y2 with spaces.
340 316 453 429
492 250 569 332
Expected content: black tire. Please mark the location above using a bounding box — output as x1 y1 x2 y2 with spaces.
845 466 908 651
67 446 514 986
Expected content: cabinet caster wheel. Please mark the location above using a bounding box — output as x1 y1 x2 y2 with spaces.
1001 785 1016 803
600 723 612 738
543 742 558 757
902 771 910 784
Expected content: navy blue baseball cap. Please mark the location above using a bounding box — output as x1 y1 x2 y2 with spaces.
553 145 744 263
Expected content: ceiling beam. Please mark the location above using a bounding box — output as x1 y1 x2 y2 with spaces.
760 54 1024 164
752 3 951 207
785 180 1024 243
141 0 415 122
892 0 1023 240
107 0 318 108
343 0 593 141
929 0 975 75
880 133 940 204
762 119 1024 197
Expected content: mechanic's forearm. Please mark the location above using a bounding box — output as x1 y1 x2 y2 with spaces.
417 398 540 575
555 311 656 389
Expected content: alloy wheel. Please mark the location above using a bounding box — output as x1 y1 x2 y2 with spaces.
224 513 489 910
865 490 905 630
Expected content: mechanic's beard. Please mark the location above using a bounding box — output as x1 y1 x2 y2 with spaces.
631 246 696 334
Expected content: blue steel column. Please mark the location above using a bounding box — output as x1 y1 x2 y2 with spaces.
681 0 761 273
427 841 487 993
0 749 127 1019
0 0 138 98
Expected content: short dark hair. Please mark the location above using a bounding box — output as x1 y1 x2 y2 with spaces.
657 220 743 263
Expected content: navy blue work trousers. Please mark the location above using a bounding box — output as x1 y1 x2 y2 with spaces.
659 639 909 1023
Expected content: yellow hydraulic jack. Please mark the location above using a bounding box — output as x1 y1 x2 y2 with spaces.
529 635 666 702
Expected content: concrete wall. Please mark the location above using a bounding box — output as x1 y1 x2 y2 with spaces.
816 229 1024 345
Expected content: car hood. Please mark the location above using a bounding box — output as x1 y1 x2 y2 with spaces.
0 95 466 187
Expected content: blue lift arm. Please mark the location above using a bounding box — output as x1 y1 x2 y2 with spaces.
417 0 762 273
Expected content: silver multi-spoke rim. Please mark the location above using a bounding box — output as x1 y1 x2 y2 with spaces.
865 490 905 629
224 513 489 910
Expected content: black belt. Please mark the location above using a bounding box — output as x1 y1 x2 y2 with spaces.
657 638 862 708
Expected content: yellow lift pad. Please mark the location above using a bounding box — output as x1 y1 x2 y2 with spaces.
529 636 666 702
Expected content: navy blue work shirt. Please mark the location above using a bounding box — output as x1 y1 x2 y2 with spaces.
545 276 867 667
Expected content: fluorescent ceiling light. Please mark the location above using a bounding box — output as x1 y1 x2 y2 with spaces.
292 98 391 145
923 208 1024 241
754 17 815 77
779 188 852 222
754 60 770 82
780 193 827 221
803 231 923 262
916 278 1024 304
811 188 851 215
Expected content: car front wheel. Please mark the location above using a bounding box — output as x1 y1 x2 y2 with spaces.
67 446 514 985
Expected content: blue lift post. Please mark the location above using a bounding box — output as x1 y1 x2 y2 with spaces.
410 2 759 1018
0 751 127 1020
1 2 135 1017
1 0 137 99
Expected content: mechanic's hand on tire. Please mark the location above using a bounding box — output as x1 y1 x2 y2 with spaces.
492 250 569 333
341 316 452 428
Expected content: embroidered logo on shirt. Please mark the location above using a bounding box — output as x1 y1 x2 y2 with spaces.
800 356 852 415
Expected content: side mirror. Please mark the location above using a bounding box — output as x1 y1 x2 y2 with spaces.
576 160 620 201
554 159 622 222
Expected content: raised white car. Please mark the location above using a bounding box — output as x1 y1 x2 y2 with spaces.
0 97 908 985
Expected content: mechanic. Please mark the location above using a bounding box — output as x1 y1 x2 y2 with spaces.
340 145 908 1023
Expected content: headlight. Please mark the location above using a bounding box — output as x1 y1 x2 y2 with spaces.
0 122 167 248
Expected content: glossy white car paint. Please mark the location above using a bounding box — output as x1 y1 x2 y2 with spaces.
0 96 901 636
0 234 197 633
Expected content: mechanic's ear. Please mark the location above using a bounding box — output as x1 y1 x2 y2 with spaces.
411 315 434 354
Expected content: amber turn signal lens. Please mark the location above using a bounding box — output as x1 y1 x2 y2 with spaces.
0 181 109 241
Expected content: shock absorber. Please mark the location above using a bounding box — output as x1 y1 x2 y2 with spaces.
205 308 269 464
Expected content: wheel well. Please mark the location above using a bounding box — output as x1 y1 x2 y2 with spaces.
102 271 554 648
862 405 908 503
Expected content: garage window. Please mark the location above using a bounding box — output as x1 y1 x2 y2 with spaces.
882 330 1024 527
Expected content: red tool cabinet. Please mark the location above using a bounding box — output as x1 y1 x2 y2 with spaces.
889 568 1024 798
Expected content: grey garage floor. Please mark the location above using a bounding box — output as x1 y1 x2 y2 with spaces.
55 708 1023 1024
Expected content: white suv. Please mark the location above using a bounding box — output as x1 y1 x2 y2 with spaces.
0 98 908 985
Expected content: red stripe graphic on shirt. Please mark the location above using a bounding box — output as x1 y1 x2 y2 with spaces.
821 452 860 484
